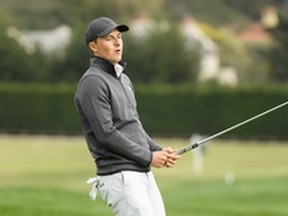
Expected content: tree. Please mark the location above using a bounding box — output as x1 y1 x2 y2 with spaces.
268 12 288 82
124 24 199 83
49 23 89 82
0 24 49 82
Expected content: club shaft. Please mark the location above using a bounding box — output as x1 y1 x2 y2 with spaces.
176 100 288 155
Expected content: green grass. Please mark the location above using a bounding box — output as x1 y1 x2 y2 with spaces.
1 135 288 216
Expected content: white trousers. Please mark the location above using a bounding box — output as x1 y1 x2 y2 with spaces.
98 171 166 216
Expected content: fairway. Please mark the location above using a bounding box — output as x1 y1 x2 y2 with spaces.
0 135 288 216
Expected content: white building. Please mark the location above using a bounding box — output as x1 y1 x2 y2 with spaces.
6 25 72 55
180 16 238 86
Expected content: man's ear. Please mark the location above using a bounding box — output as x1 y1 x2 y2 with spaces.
88 41 98 54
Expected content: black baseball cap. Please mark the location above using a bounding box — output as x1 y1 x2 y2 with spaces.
85 17 129 44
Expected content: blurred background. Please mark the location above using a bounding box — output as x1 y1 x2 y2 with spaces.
0 0 287 139
0 0 287 138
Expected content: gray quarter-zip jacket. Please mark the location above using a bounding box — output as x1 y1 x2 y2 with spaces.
74 56 162 175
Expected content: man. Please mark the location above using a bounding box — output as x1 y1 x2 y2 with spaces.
74 17 180 216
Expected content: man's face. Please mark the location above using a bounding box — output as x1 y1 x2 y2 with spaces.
90 29 123 65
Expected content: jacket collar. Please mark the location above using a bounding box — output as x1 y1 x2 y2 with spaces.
90 56 127 78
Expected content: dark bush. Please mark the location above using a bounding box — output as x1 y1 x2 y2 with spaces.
0 83 287 139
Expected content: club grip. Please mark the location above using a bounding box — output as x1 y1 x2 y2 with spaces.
176 143 199 155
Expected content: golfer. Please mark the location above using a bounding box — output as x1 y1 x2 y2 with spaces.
74 17 180 216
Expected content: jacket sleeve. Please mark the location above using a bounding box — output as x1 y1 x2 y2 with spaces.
146 134 162 152
77 75 152 166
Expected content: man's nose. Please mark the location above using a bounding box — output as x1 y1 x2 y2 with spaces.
114 38 121 46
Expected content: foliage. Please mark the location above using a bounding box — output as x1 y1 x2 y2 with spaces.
0 32 48 82
164 0 288 25
0 83 287 138
222 0 285 20
0 0 287 84
124 24 199 83
49 23 90 82
136 84 288 138
267 12 288 82
0 83 80 133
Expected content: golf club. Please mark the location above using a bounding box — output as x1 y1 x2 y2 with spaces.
176 100 288 155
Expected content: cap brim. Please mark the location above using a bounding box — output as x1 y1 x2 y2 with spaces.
116 24 129 32
98 24 129 37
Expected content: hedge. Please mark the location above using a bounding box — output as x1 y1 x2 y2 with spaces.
0 83 81 134
136 84 288 139
0 83 287 139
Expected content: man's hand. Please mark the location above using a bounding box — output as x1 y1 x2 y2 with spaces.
151 147 180 168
